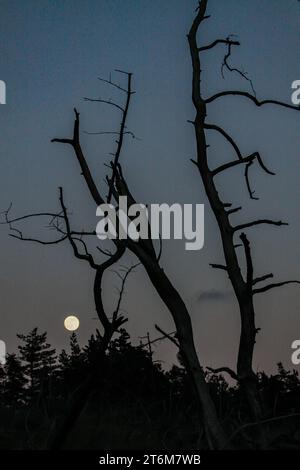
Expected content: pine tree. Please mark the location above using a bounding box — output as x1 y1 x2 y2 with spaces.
83 329 104 366
17 328 56 398
69 332 82 364
2 353 26 405
58 349 69 370
109 328 131 354
58 332 85 392
58 332 83 369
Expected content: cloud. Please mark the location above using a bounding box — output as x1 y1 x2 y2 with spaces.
197 289 233 303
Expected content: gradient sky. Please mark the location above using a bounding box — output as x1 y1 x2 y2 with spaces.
0 0 299 374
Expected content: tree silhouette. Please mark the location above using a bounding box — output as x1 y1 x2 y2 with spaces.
1 353 26 406
187 0 300 446
58 332 86 394
17 328 56 399
0 328 299 449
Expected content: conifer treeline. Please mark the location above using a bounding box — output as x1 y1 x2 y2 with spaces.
0 328 300 449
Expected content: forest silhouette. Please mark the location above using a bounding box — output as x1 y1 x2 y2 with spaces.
0 327 300 450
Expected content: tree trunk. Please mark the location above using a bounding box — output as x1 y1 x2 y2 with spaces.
131 244 229 449
188 2 265 443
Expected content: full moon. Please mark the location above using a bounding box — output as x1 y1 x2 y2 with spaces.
64 315 80 331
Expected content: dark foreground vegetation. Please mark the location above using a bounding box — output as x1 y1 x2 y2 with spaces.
0 327 300 450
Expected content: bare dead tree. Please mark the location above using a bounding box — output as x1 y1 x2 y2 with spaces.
188 0 300 446
50 83 228 448
1 71 229 448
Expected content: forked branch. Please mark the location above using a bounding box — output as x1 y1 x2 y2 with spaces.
221 38 256 96
212 151 274 177
52 109 104 206
212 149 275 199
154 324 180 348
112 262 140 324
59 187 99 269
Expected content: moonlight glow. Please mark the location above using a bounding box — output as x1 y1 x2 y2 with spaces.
64 315 80 331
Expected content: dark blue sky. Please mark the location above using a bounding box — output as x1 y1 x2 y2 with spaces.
0 0 299 373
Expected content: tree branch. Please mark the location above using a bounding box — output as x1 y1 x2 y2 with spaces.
140 331 177 349
244 159 258 200
205 91 300 112
0 210 64 225
59 187 100 269
199 38 240 52
52 108 105 207
83 97 125 113
84 130 135 138
187 0 208 107
51 138 73 145
252 273 274 285
212 149 275 199
253 280 300 295
10 233 67 245
106 72 133 203
1 203 67 245
93 245 126 333
204 123 243 160
154 324 180 348
221 38 256 96
212 151 274 177
97 74 134 94
113 262 140 325
227 206 242 215
210 263 228 271
240 233 253 287
234 219 288 232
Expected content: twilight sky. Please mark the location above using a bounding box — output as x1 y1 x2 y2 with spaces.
0 0 299 374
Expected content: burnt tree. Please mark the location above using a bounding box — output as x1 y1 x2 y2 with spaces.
188 0 300 445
